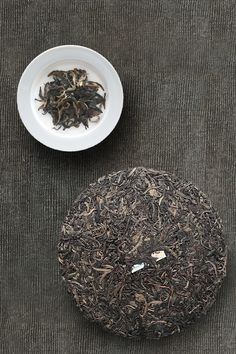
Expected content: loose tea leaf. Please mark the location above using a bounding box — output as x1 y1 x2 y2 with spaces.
36 68 106 130
58 167 227 338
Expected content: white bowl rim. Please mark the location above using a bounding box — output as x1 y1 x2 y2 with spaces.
17 45 124 151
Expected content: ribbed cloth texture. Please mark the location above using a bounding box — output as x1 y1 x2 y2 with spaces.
0 1 235 353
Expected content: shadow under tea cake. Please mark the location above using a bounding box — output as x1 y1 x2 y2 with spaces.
58 167 227 338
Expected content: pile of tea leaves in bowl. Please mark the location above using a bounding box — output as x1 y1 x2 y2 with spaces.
36 68 106 130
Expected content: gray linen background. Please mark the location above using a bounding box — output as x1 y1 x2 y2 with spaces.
0 1 235 353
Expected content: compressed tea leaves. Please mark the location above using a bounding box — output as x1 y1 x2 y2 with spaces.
58 168 227 338
58 167 227 338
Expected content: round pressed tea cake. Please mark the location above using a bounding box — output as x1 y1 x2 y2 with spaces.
58 167 227 338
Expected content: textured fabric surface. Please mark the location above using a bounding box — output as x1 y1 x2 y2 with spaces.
0 1 235 353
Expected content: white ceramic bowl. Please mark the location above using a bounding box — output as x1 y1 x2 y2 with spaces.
17 45 123 151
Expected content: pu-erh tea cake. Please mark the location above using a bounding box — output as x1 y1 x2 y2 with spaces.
58 167 227 338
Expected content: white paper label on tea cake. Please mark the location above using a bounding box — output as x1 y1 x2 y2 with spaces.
151 250 166 262
131 262 145 273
